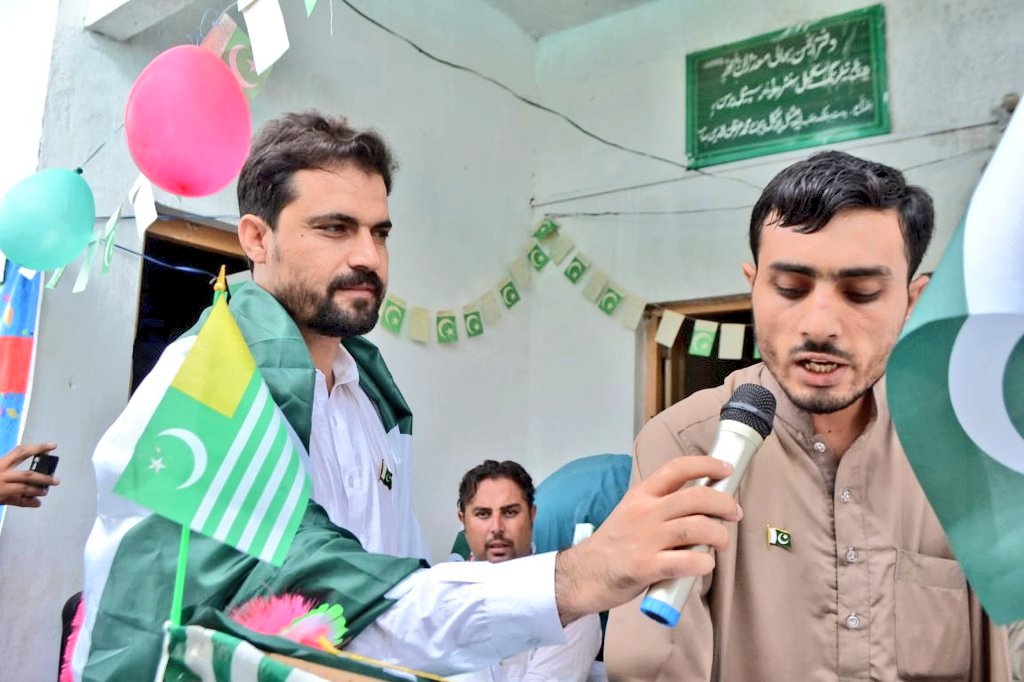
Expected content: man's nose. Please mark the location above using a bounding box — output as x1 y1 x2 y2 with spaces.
347 227 382 270
800 288 842 342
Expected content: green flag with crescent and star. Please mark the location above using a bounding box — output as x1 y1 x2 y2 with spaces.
114 295 310 566
887 109 1024 624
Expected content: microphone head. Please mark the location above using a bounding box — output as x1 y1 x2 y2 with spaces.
720 383 776 439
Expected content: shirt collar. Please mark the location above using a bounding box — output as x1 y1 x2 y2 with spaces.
315 343 361 391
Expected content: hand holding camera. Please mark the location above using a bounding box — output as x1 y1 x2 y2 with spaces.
0 442 60 507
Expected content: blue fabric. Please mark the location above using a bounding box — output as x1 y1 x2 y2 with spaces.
532 454 631 553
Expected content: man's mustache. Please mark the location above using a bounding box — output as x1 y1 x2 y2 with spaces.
789 339 854 362
328 270 384 298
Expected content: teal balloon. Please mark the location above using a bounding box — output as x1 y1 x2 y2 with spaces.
0 169 96 271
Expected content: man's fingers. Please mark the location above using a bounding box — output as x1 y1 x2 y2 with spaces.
660 514 732 553
661 485 742 524
0 442 57 469
650 547 717 583
640 456 733 498
4 471 57 489
11 495 42 508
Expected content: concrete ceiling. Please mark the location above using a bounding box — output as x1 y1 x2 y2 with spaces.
483 0 659 38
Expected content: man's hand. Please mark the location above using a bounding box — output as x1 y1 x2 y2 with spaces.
553 456 740 624
0 442 59 507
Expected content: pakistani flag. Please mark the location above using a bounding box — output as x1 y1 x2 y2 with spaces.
887 109 1024 624
114 296 309 566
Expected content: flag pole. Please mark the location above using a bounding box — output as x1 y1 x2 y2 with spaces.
169 266 228 626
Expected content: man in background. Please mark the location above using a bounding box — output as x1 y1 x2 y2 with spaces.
451 459 601 682
606 151 1010 680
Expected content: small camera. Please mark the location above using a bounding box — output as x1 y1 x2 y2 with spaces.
29 453 59 490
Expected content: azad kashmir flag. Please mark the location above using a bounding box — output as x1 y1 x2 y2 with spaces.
114 292 309 565
887 108 1024 624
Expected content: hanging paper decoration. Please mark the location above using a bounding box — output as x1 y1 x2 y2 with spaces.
656 311 685 347
380 294 407 334
509 255 532 290
718 323 746 359
582 269 608 303
547 233 575 264
532 217 560 240
479 291 501 324
564 254 590 284
598 283 624 316
689 319 720 357
499 278 521 308
409 307 430 343
201 14 273 101
527 242 550 271
619 294 646 330
436 310 458 344
463 305 484 338
753 343 762 360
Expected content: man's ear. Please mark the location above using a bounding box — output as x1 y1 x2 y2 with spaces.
742 261 757 288
237 214 271 265
457 510 465 526
906 274 930 321
529 505 537 524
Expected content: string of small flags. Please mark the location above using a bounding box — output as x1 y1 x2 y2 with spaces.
651 310 761 360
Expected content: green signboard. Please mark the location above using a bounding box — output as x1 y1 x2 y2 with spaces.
686 5 889 168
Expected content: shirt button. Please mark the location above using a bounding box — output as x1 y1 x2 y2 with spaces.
347 474 356 487
845 613 862 630
840 488 853 503
846 547 860 563
813 441 827 453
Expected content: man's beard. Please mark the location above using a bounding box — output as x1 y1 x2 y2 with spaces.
762 337 878 415
276 270 385 338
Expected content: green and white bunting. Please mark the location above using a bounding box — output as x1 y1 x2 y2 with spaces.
582 269 609 303
510 255 532 290
436 310 458 344
532 217 560 241
499 277 521 308
380 294 407 334
688 319 719 357
527 242 551 271
479 291 502 325
656 311 685 347
887 108 1024 624
409 306 431 343
598 283 624 315
564 254 590 284
546 233 575 265
463 304 484 338
718 323 746 360
619 294 646 330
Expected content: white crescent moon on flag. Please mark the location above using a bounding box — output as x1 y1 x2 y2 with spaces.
157 428 210 489
948 315 1024 474
227 45 258 89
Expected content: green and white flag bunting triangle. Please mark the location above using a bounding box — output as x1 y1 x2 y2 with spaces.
689 319 718 357
547 233 575 265
656 311 685 347
619 294 646 330
463 304 484 338
436 310 458 344
582 269 608 303
887 109 1024 624
479 291 502 325
409 306 431 343
718 323 746 360
379 294 407 334
510 255 532 290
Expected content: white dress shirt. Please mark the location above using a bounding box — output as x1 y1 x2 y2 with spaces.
308 344 428 559
349 552 573 675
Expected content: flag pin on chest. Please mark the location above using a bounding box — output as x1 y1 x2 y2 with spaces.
378 459 393 490
767 526 792 550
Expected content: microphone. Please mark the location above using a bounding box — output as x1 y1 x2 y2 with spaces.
640 383 776 627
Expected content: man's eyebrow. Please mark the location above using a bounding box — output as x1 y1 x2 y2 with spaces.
768 262 893 279
306 213 393 229
500 504 522 513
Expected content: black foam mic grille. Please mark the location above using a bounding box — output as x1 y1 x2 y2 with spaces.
720 383 776 439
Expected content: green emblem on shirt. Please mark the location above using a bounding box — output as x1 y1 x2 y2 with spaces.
378 459 393 490
767 526 792 549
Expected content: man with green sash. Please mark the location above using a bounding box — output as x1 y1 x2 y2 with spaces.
73 111 743 680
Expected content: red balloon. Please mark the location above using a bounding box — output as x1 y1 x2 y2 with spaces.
125 45 251 197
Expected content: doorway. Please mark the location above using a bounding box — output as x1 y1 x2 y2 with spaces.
131 219 248 393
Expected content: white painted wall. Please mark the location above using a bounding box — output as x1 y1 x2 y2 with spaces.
526 0 1022 486
3 0 1021 678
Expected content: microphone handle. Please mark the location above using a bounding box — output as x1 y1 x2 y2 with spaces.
640 421 763 627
